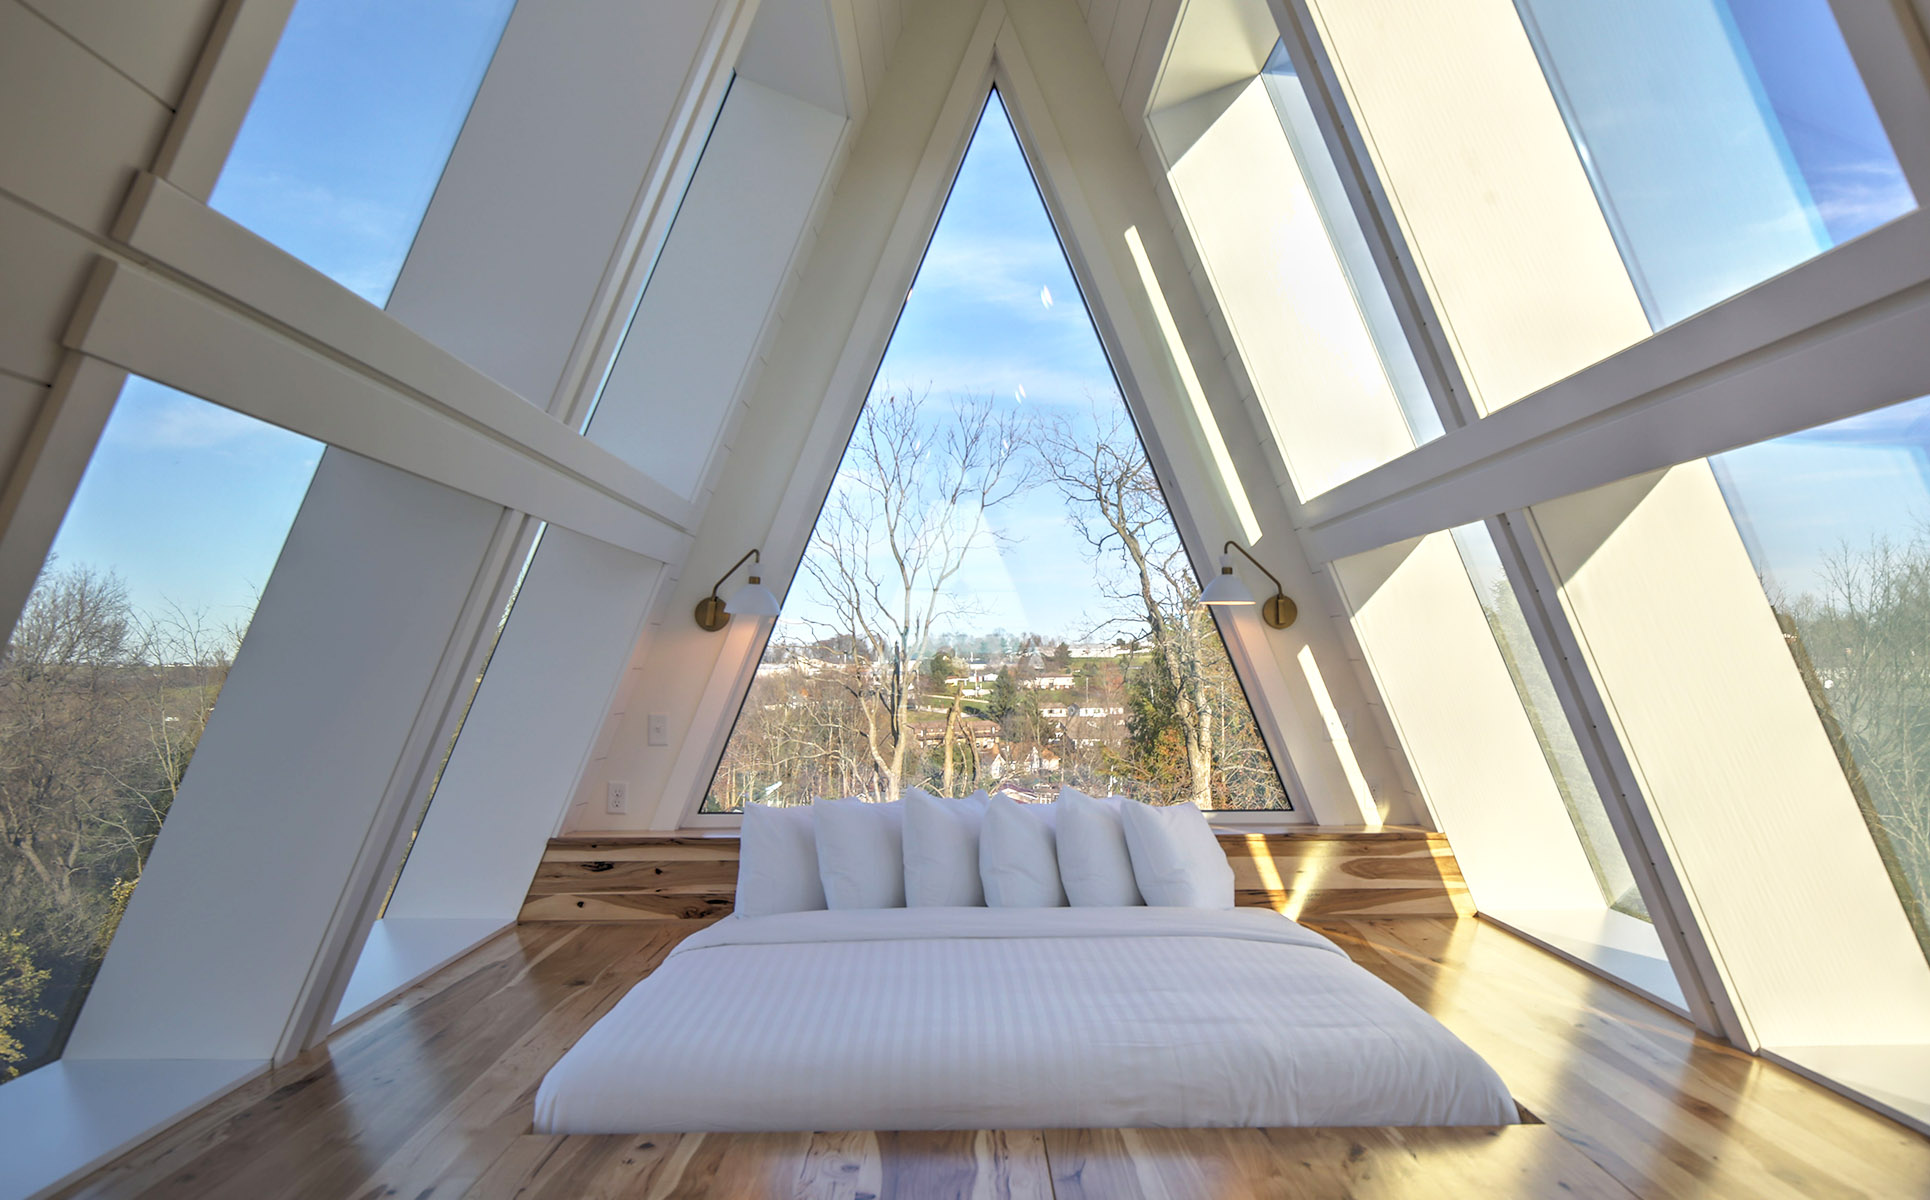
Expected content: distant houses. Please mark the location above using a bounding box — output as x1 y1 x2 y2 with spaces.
1020 674 1075 690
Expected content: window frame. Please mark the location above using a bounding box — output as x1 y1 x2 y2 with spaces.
1256 0 1930 1054
0 0 749 1099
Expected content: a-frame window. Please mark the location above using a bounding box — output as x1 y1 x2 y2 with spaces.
704 92 1289 812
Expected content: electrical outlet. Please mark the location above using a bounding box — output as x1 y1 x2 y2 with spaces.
647 713 669 746
606 780 629 815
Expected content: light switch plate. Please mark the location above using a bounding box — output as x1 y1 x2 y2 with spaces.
648 713 669 746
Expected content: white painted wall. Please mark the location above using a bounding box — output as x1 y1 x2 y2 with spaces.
385 0 735 409
1331 533 1603 911
1300 0 1652 414
66 452 502 1059
589 78 847 500
1153 76 1417 500
387 527 664 921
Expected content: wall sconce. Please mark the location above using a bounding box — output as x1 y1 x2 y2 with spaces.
695 548 782 632
1199 540 1297 629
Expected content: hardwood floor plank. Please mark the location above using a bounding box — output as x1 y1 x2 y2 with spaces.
54 914 1930 1199
343 927 690 1200
461 1133 573 1200
650 1131 813 1199
1312 916 1930 1199
54 925 673 1200
796 1130 882 1199
1045 1126 1634 1199
53 925 581 1200
808 1130 1055 1200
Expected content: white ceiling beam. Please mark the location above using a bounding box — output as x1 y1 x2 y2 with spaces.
65 257 692 563
1301 209 1930 562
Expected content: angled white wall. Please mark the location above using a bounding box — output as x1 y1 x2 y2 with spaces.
997 0 1393 825
386 527 664 921
66 452 502 1060
589 78 847 500
1330 534 1601 911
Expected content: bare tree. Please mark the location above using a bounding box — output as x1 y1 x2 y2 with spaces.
1779 530 1930 952
798 387 1037 799
0 566 140 916
1040 402 1221 807
0 564 243 1076
97 601 239 871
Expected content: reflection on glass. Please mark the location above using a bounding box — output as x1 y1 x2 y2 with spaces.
1448 521 1645 918
210 0 518 305
703 93 1289 812
1516 0 1915 327
1261 43 1443 448
0 380 321 1078
1711 394 1930 958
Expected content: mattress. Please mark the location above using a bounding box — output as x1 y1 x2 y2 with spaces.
534 906 1517 1132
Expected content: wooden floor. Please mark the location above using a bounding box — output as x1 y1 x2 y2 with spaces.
54 917 1930 1199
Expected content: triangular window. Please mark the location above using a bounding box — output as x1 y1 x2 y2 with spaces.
704 92 1289 811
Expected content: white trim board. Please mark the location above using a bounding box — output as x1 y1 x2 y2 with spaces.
0 1058 266 1200
1483 907 1687 1016
1763 1044 1930 1140
330 917 511 1029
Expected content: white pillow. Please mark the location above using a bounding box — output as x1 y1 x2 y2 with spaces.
903 787 990 906
812 797 906 908
979 793 1067 907
1119 799 1235 908
1054 786 1144 906
734 802 826 916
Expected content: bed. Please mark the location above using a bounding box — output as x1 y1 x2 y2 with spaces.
533 905 1518 1132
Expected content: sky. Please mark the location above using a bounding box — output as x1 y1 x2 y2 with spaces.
1515 0 1913 328
1711 394 1930 604
774 91 1160 645
34 0 1929 643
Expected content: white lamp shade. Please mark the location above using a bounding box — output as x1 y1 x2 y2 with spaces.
724 579 782 617
1199 556 1256 606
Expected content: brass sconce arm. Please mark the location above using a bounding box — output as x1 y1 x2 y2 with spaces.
695 548 778 632
1220 540 1297 629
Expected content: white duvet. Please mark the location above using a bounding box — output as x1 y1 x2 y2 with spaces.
534 907 1516 1132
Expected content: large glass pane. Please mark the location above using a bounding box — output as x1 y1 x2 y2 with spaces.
1710 394 1930 957
210 0 518 305
0 380 321 1077
703 92 1290 812
1516 0 1916 327
1304 0 1917 410
1447 522 1643 917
